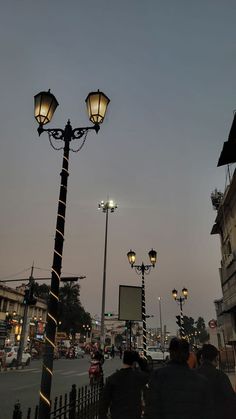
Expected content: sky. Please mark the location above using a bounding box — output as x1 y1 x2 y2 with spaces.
0 1 236 334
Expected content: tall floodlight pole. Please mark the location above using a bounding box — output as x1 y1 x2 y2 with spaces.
34 89 110 419
172 287 188 338
98 199 117 348
158 297 163 349
127 249 157 359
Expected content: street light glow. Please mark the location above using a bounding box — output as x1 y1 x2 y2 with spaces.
34 90 59 126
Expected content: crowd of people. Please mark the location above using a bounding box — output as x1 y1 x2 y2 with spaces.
98 338 236 419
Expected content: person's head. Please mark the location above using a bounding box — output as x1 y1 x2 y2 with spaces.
196 348 203 366
169 338 189 363
122 350 138 366
201 344 219 367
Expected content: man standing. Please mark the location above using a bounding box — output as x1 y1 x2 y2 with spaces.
144 338 213 419
99 350 149 419
197 344 236 419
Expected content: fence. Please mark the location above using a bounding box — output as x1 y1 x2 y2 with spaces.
12 380 103 419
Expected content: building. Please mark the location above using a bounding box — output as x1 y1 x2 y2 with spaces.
211 169 236 352
0 283 47 346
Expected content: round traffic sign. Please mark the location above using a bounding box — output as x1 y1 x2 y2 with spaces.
208 319 217 329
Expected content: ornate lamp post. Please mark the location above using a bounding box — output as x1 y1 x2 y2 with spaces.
82 324 91 341
34 89 110 419
127 249 157 358
98 199 117 348
172 287 188 338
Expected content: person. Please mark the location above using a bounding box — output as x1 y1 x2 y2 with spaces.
187 348 197 368
110 344 115 359
197 343 236 419
89 348 105 383
99 350 149 419
144 338 213 419
196 347 203 367
118 345 122 359
92 348 105 364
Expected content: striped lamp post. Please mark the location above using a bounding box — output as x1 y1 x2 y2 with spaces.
34 89 110 419
127 249 157 359
172 288 188 338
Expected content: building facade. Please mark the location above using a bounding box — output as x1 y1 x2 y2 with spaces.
211 170 236 351
0 283 47 346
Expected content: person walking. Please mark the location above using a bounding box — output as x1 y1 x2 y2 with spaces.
118 345 122 359
144 338 213 419
99 350 149 419
110 344 115 359
197 343 236 419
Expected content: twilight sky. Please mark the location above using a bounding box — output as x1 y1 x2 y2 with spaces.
0 1 235 334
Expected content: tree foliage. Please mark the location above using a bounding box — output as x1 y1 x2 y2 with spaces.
58 282 91 336
180 315 209 345
34 281 91 337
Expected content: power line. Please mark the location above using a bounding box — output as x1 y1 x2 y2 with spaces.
0 267 31 281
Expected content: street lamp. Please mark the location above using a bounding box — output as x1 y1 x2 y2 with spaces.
99 199 117 348
34 89 110 419
83 324 91 340
172 287 188 338
127 249 157 358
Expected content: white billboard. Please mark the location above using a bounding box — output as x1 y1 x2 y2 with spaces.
118 285 142 321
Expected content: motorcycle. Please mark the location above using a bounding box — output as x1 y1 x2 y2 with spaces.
88 360 103 386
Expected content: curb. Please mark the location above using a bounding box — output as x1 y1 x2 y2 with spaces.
0 365 25 372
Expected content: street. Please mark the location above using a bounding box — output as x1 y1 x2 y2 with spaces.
0 355 122 419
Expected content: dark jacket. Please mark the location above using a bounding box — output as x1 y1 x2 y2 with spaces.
99 367 149 419
197 361 236 419
144 361 213 419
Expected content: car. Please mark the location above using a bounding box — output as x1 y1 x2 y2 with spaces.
74 346 85 358
146 346 169 363
4 346 31 367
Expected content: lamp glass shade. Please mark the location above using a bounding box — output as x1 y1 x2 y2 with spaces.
148 249 157 266
127 250 136 266
34 90 58 125
172 289 178 299
85 90 110 125
182 287 188 298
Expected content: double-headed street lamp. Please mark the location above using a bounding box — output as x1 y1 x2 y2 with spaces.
83 324 91 340
98 199 117 348
127 249 157 358
172 287 188 338
34 89 110 419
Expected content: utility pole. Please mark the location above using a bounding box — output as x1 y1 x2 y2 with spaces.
17 265 36 366
158 297 163 349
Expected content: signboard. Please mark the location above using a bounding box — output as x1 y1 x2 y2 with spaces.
118 285 142 321
208 319 217 329
56 332 67 340
37 322 44 334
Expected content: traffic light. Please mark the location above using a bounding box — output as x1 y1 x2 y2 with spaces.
176 315 181 328
24 283 37 306
104 312 113 317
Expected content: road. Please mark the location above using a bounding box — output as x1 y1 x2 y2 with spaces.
0 355 122 419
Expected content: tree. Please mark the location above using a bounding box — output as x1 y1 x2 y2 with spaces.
34 282 50 301
195 317 209 344
182 316 195 344
34 281 92 338
58 282 92 337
